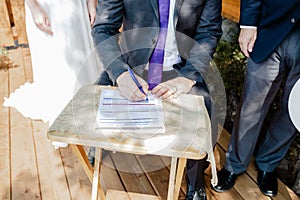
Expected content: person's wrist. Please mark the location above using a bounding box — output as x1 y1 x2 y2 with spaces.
186 78 196 87
116 71 129 85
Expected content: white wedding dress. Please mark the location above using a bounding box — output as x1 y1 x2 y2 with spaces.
4 0 100 126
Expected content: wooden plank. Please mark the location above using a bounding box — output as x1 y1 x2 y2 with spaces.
217 128 300 200
274 181 300 200
160 156 187 198
247 159 300 200
59 148 125 199
173 158 187 200
70 148 125 193
222 0 240 23
215 142 270 199
70 145 94 182
106 190 161 200
0 0 14 46
128 191 160 200
91 148 104 200
59 147 92 200
106 190 129 200
5 0 14 26
161 150 242 200
110 152 156 195
32 120 71 200
99 151 125 192
22 47 33 82
232 169 271 199
7 48 24 90
160 156 220 200
136 154 179 200
8 48 41 199
0 54 10 200
9 0 28 44
167 157 177 200
206 146 245 200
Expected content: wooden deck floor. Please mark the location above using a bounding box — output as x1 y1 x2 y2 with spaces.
1 47 299 200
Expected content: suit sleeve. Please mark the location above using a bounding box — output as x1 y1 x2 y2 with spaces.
92 0 129 84
239 0 263 26
178 0 222 83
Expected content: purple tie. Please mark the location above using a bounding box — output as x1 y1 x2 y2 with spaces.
148 0 170 90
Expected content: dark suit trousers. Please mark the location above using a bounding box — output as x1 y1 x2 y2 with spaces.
225 26 300 174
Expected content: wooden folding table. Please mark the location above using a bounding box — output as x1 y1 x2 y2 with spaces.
48 85 211 200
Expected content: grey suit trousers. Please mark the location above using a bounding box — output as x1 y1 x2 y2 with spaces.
225 25 300 174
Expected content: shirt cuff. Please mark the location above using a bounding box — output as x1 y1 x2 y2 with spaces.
240 25 257 29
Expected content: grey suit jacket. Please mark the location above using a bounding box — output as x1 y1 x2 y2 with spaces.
92 0 222 85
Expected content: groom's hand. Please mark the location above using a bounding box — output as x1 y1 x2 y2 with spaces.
116 71 148 102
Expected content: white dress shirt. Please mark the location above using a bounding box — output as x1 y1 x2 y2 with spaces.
146 0 182 71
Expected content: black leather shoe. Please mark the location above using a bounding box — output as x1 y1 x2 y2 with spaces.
211 168 240 192
186 184 207 200
257 169 278 196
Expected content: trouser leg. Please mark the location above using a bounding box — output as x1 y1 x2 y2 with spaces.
255 27 300 172
225 53 284 174
186 155 209 189
186 84 211 189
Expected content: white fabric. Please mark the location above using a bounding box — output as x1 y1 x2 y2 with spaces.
3 0 100 127
240 25 257 29
163 0 181 70
288 78 300 132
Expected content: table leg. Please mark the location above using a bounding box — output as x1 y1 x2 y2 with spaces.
173 158 187 200
91 148 106 200
167 157 178 200
70 145 105 199
70 144 94 182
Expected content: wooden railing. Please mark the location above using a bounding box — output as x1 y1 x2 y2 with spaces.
0 0 240 47
222 0 240 23
0 0 27 46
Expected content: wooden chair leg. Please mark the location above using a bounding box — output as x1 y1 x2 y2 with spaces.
173 158 187 200
70 144 94 182
70 145 105 199
91 148 105 200
167 157 178 200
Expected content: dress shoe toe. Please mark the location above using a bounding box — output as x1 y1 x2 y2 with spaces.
212 168 240 192
186 185 207 200
257 169 278 196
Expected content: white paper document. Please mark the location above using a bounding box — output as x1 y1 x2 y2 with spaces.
96 89 165 133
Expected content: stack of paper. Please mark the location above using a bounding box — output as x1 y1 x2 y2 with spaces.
96 89 165 133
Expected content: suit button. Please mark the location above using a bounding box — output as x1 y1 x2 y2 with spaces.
152 39 156 44
291 18 296 23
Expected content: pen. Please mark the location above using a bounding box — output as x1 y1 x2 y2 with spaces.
127 68 148 98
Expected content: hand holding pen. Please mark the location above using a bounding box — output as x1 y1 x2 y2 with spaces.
116 69 148 102
128 68 148 96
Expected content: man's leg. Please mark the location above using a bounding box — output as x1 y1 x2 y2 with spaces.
185 83 211 200
213 52 285 192
225 55 284 173
254 27 300 196
255 26 300 172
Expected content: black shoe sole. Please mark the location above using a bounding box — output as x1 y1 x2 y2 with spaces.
260 191 277 197
258 184 277 197
211 184 234 193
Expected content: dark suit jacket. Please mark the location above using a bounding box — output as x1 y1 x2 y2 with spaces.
92 0 222 85
240 0 300 63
